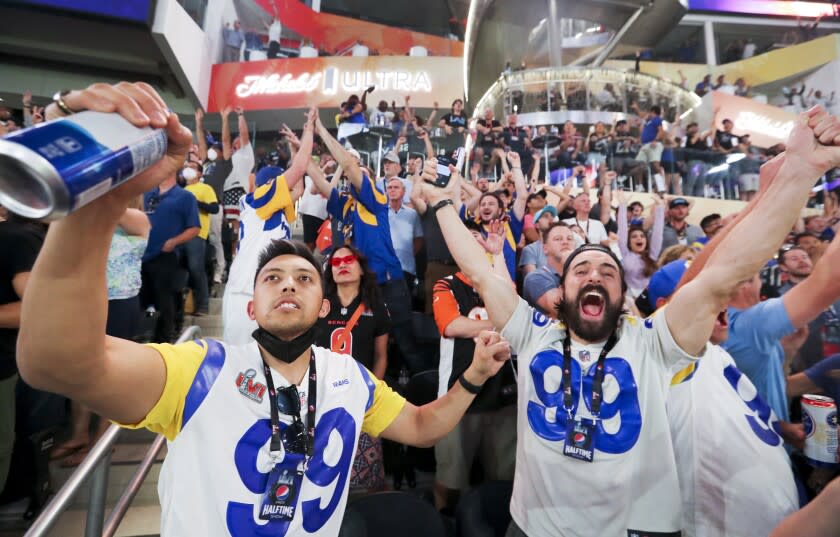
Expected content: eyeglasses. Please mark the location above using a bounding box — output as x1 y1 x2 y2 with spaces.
275 385 307 454
778 243 799 262
330 254 357 267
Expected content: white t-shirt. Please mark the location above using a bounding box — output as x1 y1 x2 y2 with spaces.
120 340 405 537
298 176 329 219
502 300 699 537
562 217 609 246
667 344 798 537
223 176 295 345
268 19 282 43
225 142 255 192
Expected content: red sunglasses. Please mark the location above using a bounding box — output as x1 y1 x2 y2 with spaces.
330 254 357 267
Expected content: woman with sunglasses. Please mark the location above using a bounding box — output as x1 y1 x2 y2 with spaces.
316 245 391 491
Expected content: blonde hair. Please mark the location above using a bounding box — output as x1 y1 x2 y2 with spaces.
658 245 694 267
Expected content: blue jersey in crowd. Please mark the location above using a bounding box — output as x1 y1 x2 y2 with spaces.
641 115 663 144
143 185 200 261
327 174 404 284
722 298 795 421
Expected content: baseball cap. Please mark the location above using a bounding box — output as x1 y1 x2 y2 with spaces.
534 206 558 222
383 151 400 164
646 259 690 311
255 165 285 188
669 197 690 208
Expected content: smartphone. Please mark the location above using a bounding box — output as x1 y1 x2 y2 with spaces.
427 147 465 188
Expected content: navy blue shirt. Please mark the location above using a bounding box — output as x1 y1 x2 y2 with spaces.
641 115 663 144
327 174 404 284
143 185 200 261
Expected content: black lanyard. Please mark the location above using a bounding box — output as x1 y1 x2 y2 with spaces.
261 348 317 461
562 332 617 420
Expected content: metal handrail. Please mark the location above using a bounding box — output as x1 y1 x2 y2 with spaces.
101 434 167 537
23 325 202 537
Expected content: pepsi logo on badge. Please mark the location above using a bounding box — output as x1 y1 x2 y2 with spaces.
274 484 291 501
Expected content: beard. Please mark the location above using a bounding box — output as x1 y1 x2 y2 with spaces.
557 284 624 342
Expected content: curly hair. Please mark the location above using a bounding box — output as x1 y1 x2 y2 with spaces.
323 244 383 310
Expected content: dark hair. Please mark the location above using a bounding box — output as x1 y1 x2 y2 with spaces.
560 244 628 295
687 122 698 129
778 244 808 264
794 232 820 244
616 120 628 127
254 239 323 286
699 213 721 231
323 244 383 311
628 201 644 213
651 105 661 115
452 98 463 108
478 191 504 210
628 225 657 278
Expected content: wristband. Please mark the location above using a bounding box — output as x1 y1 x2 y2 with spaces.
431 198 454 214
458 372 483 394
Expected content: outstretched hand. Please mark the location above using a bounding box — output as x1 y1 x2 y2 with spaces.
476 218 506 256
279 124 301 148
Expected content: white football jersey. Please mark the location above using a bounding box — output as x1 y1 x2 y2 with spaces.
667 344 798 537
120 340 405 537
223 175 295 345
502 299 698 537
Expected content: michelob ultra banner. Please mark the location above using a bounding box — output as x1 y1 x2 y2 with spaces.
208 56 464 112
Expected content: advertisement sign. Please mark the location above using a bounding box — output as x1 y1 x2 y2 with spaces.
208 56 464 112
688 0 836 18
693 91 796 148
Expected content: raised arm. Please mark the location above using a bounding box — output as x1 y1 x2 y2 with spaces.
417 161 520 328
278 110 315 190
648 198 666 261
507 151 528 221
17 82 193 425
235 106 250 147
315 116 364 189
666 108 840 355
410 171 428 214
616 192 630 257
305 158 335 198
221 105 233 160
195 108 208 162
598 167 613 225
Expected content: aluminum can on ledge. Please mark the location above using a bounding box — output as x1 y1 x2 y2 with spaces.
802 394 839 467
0 111 167 221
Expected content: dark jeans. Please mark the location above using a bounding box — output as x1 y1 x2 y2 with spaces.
380 277 429 375
184 237 209 312
141 252 184 343
107 296 140 341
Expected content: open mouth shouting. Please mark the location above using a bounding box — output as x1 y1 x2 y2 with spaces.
579 287 607 321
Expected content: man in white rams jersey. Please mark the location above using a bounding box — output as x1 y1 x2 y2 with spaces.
16 82 513 537
417 104 840 536
223 120 311 345
647 259 798 537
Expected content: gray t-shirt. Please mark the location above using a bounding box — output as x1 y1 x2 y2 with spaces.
519 240 547 270
523 265 561 314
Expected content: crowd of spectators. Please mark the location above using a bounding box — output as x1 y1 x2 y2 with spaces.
7 75 840 536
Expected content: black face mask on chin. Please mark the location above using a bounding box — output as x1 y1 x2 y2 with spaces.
251 326 317 364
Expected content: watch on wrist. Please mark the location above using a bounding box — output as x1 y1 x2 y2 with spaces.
458 372 483 395
431 198 454 213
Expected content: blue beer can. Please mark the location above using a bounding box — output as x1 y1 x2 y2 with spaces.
0 111 167 220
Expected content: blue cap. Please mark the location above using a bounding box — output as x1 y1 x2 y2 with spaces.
647 259 690 310
534 205 558 223
255 166 285 188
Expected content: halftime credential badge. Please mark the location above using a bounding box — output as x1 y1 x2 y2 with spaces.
236 369 267 403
